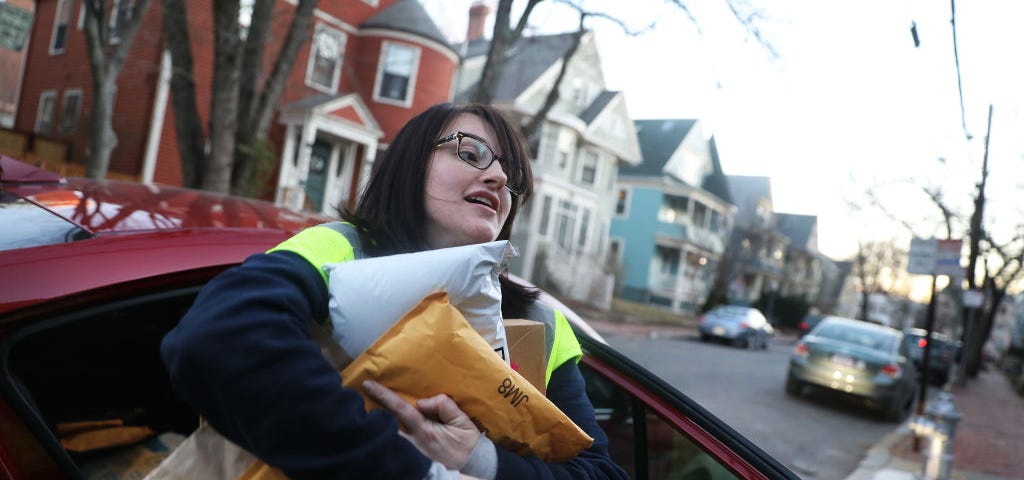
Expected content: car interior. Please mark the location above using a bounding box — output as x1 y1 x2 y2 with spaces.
0 282 787 479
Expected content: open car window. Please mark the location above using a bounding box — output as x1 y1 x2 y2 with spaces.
575 332 800 480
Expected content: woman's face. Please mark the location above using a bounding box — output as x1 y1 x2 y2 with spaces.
423 113 513 249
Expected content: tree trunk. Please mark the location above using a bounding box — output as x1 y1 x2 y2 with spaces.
81 0 154 179
521 18 585 141
232 0 319 195
162 0 207 188
87 74 118 178
204 1 244 193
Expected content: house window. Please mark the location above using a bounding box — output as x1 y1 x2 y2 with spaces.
110 0 135 44
557 150 569 169
538 195 552 236
607 238 622 266
36 91 58 134
555 200 579 250
374 41 419 106
50 0 73 54
58 90 83 134
693 202 707 228
306 24 345 92
655 245 680 276
657 194 689 225
614 188 629 216
580 151 598 185
578 208 590 248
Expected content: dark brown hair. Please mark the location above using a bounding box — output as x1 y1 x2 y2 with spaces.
339 103 538 315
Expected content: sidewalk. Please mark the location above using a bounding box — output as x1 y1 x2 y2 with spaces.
577 309 1023 480
844 366 1024 480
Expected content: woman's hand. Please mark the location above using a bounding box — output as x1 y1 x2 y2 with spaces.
363 380 481 470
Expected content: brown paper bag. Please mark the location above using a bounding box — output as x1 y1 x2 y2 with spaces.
341 292 593 463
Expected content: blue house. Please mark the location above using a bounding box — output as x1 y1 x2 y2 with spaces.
610 119 734 314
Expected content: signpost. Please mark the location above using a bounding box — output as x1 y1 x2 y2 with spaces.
906 237 963 452
0 4 33 52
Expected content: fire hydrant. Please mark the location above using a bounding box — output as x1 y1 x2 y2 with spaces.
909 391 962 480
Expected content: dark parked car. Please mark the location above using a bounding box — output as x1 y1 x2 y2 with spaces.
698 305 774 349
901 328 961 385
797 313 827 338
0 158 798 479
786 316 918 422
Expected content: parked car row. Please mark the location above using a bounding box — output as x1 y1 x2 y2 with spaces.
901 328 961 386
0 158 798 479
698 305 775 349
785 316 918 422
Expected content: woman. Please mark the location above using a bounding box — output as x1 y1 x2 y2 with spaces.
161 103 627 479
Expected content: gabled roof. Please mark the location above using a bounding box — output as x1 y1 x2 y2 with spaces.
361 0 454 52
725 175 772 227
579 90 617 125
775 212 817 249
621 119 697 176
703 136 732 204
456 32 581 102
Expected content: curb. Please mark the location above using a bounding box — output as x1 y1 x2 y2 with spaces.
843 423 917 480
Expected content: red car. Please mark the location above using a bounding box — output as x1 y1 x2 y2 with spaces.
0 157 797 479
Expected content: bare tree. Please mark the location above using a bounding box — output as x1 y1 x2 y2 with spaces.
82 0 156 179
472 0 773 125
852 240 908 320
162 0 319 193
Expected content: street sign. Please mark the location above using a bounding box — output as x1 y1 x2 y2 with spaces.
934 239 963 277
907 237 962 277
0 4 33 52
908 238 937 275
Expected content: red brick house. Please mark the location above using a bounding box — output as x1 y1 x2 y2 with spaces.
14 0 458 214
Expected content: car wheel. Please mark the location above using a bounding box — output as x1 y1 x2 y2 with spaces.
883 389 916 422
785 375 802 397
762 335 771 350
699 333 710 343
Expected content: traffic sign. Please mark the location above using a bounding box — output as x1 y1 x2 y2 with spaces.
934 239 963 277
908 238 937 275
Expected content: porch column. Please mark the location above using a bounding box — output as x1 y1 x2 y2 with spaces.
275 123 297 206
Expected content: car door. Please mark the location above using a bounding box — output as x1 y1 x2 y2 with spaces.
575 331 799 480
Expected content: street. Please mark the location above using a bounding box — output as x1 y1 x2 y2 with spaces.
605 333 901 479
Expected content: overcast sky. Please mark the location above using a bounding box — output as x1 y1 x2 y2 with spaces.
422 0 1024 263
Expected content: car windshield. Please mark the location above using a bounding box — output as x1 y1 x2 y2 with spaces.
813 323 897 352
0 194 90 251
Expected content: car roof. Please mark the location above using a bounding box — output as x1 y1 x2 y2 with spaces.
0 157 333 315
817 316 900 335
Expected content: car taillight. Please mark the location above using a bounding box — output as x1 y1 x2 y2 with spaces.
740 321 749 329
917 338 927 348
794 342 808 357
881 364 902 378
799 321 808 330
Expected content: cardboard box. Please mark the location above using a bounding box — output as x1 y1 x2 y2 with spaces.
503 319 546 395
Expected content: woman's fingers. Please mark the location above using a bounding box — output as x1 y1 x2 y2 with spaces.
362 380 425 431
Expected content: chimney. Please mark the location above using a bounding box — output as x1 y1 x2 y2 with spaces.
466 1 491 42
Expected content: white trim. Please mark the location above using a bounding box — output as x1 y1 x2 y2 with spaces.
359 28 459 64
35 90 57 134
142 50 172 184
372 40 420 108
361 0 379 6
304 23 346 94
57 88 83 134
77 3 85 30
49 0 73 55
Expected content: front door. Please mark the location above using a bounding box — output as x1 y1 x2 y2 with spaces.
305 139 331 212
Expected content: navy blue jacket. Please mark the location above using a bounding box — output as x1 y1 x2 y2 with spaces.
162 250 628 479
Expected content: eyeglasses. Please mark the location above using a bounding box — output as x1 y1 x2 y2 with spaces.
435 131 525 195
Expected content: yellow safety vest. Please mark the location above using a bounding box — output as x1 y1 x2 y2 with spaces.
268 222 582 387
